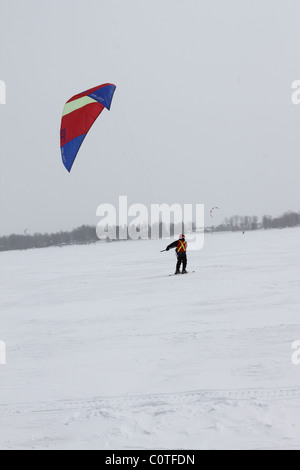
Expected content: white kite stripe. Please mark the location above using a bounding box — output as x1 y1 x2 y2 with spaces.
62 96 96 117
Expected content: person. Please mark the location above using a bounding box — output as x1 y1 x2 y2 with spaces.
166 234 188 274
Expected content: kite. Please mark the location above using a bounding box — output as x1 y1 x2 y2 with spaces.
60 83 116 172
210 207 220 218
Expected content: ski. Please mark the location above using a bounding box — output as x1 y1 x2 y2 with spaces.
169 271 195 277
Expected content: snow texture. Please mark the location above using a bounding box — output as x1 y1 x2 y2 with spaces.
0 228 299 450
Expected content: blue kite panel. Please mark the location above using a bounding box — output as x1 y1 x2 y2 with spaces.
61 134 87 172
88 84 116 110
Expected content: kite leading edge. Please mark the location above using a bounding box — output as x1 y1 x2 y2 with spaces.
60 83 116 172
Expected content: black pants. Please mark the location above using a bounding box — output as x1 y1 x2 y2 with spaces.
176 252 187 272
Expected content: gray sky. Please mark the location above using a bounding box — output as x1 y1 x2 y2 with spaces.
1 0 300 235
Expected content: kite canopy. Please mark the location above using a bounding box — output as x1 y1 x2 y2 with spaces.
60 83 116 172
210 207 220 218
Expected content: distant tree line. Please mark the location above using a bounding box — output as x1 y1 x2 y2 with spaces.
0 225 99 253
261 212 300 230
0 211 299 252
210 211 300 232
211 215 259 232
0 222 183 253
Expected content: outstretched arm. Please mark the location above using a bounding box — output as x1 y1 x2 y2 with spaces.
166 240 179 251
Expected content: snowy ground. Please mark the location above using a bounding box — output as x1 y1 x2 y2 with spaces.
0 228 299 450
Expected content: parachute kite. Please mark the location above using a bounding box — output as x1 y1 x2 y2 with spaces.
210 207 220 218
60 83 116 172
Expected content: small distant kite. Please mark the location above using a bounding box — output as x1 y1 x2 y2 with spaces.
210 207 220 218
60 83 116 172
24 229 29 235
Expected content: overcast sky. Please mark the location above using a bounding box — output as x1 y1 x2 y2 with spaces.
0 0 300 235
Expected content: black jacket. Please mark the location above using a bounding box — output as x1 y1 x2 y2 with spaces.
166 239 187 253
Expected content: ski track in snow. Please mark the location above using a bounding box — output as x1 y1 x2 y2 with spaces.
0 387 300 416
0 387 300 450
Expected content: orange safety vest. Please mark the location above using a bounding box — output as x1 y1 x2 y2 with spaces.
177 240 187 253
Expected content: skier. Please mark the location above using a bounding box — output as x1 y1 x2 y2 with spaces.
166 234 188 274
